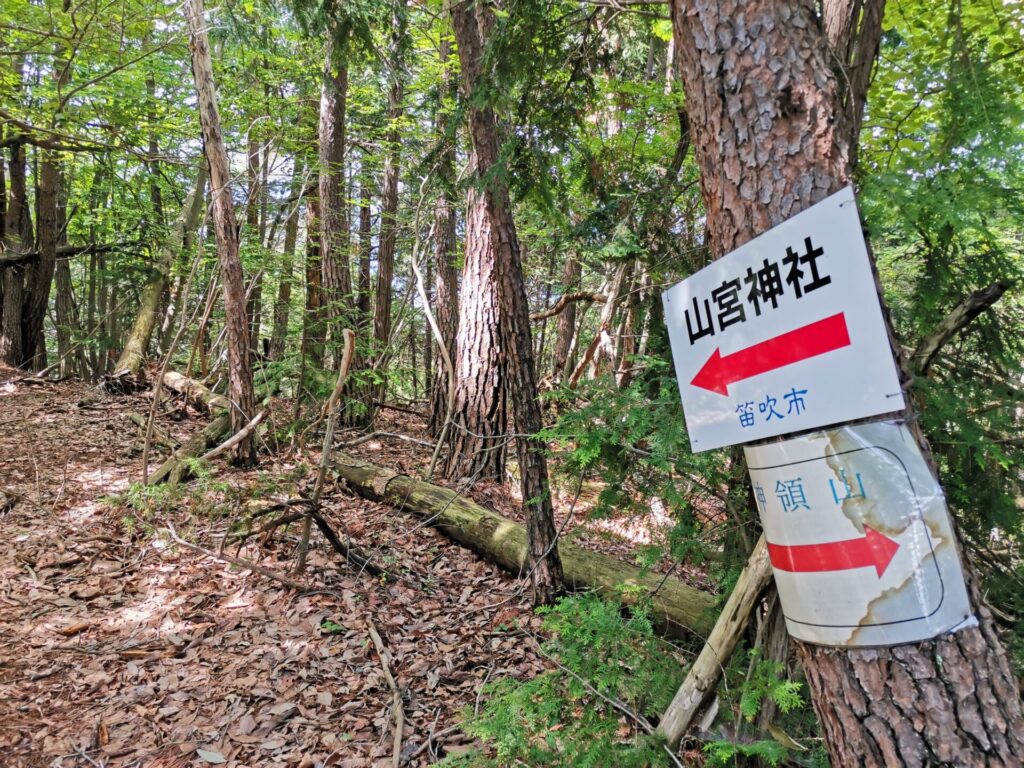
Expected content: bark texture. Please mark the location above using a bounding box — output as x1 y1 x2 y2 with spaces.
450 0 563 603
319 29 352 330
185 0 256 464
444 178 506 482
670 1 1024 764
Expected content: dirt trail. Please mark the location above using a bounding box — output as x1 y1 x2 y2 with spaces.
0 371 546 768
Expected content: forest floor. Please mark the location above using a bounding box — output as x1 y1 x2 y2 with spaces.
0 368 706 768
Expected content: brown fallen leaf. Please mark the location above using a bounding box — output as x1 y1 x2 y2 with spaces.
58 621 91 637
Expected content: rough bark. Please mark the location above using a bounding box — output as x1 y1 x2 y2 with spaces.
443 176 506 483
332 452 716 637
450 0 563 603
110 165 207 383
319 28 352 333
185 0 256 465
669 2 1024 764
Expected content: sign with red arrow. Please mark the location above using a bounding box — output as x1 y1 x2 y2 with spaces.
662 187 905 452
744 422 972 647
766 525 899 577
690 313 851 396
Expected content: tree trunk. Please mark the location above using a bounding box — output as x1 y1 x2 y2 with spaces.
450 0 563 603
185 0 256 465
23 150 58 370
110 165 207 383
669 1 1024 763
303 194 326 369
319 27 352 339
356 166 372 330
269 165 303 361
245 136 263 348
427 38 460 438
443 176 507 483
549 255 581 385
371 0 408 405
1 142 29 367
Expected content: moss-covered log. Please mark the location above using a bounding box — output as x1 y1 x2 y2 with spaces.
331 452 716 637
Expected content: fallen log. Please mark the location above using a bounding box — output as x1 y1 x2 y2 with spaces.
148 371 231 485
149 413 231 485
331 453 717 637
162 370 231 412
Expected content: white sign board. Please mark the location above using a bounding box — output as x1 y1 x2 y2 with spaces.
744 421 972 647
663 187 905 452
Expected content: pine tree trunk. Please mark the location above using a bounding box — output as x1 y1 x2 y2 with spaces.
184 0 256 465
450 0 563 603
444 177 507 482
669 1 1024 763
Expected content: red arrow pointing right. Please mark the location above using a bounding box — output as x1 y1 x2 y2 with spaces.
767 526 900 577
690 312 852 396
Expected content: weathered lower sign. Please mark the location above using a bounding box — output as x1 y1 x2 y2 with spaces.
744 421 973 647
662 186 905 452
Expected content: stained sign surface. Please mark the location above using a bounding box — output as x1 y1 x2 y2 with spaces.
744 421 973 647
662 186 905 452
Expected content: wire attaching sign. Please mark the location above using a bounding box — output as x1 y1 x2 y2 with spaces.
662 186 905 452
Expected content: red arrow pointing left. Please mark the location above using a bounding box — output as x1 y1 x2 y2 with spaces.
767 526 900 577
690 312 851 396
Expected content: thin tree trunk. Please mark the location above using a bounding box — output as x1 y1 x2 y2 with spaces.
450 0 563 604
185 0 256 465
549 254 580 386
269 164 303 361
1 143 29 367
303 194 326 369
372 0 408 408
669 1 1024 762
245 136 263 348
427 37 460 438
